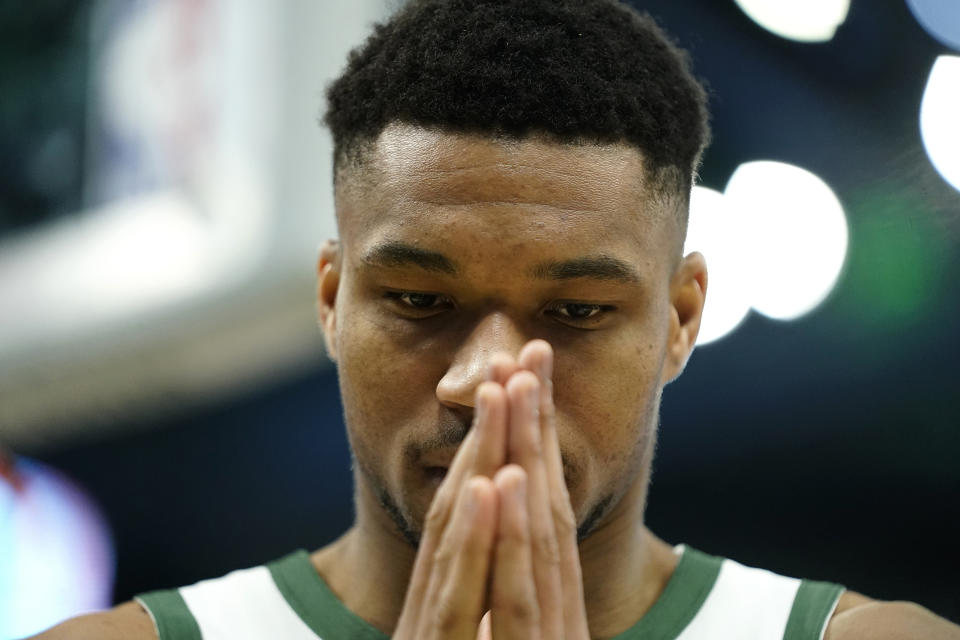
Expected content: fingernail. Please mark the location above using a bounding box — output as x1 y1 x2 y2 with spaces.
528 382 539 408
510 473 527 503
541 347 553 381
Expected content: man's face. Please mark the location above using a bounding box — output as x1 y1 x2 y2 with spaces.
321 124 697 544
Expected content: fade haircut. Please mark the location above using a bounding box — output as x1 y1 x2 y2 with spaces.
324 0 710 223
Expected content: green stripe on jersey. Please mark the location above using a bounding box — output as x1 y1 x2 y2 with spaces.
614 546 724 640
136 590 203 640
268 549 388 640
782 580 845 640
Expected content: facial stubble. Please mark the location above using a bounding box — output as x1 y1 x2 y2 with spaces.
361 449 646 550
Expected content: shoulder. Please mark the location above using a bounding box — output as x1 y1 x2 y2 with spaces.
27 601 158 640
824 591 960 640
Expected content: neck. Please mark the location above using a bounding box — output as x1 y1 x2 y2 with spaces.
312 475 677 638
311 480 418 635
576 473 678 638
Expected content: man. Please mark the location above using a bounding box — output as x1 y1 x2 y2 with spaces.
34 0 960 638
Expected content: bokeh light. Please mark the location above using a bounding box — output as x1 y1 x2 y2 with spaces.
725 161 848 321
684 186 752 345
733 0 850 42
836 184 950 334
919 55 960 193
0 459 114 638
906 0 960 51
685 161 849 344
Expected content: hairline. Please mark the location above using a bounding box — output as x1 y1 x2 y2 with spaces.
332 123 692 263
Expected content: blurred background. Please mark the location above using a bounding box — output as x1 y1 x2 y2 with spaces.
0 0 957 636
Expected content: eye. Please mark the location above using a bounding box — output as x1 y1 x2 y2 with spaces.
546 302 616 325
384 291 452 315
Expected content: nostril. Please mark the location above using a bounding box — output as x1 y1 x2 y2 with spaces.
436 373 483 410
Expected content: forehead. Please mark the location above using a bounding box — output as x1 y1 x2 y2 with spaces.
335 124 676 267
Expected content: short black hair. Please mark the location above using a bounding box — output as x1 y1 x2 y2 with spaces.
324 0 709 204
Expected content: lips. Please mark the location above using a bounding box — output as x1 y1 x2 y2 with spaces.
420 446 459 469
418 443 461 487
424 466 448 485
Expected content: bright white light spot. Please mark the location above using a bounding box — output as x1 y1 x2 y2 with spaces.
734 0 850 42
724 161 848 321
920 56 960 193
684 187 752 345
66 192 214 313
0 191 214 346
0 459 113 638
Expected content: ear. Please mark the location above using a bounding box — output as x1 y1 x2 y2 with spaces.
316 239 342 361
660 251 708 385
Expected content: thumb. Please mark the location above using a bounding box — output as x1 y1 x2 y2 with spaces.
475 611 493 640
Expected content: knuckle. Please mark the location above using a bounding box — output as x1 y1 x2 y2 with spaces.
432 543 455 569
432 598 467 633
493 594 540 625
542 400 556 421
500 519 530 545
528 437 543 457
424 496 449 532
551 500 576 538
533 531 561 565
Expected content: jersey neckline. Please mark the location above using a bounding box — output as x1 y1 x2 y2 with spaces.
267 543 722 640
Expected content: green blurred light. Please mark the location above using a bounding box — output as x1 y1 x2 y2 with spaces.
836 186 948 330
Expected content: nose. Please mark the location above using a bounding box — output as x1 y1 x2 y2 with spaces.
435 312 528 411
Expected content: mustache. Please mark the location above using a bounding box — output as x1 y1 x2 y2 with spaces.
405 414 472 463
404 412 579 486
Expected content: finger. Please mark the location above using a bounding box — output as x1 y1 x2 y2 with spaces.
505 372 563 639
425 382 507 540
401 425 479 630
423 477 498 639
475 611 492 640
401 384 506 632
517 342 563 501
519 340 590 636
491 465 540 639
517 341 559 485
518 341 572 540
472 382 508 478
486 352 519 386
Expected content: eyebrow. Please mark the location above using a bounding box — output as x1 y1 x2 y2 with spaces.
362 241 639 284
362 241 458 275
530 255 641 284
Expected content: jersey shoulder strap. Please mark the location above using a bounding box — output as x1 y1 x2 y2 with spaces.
135 550 387 640
136 545 843 640
782 578 847 640
615 545 844 640
135 588 202 640
136 554 322 640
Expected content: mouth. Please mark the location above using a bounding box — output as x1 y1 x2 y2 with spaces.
418 445 459 488
423 466 448 487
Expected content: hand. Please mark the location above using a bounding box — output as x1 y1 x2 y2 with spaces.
393 340 590 639
392 378 508 640
483 341 590 639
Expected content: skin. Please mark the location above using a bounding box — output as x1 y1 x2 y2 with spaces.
313 124 702 637
30 124 960 639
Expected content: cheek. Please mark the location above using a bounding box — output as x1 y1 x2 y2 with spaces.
553 316 667 501
336 300 436 478
556 344 659 451
337 296 450 482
